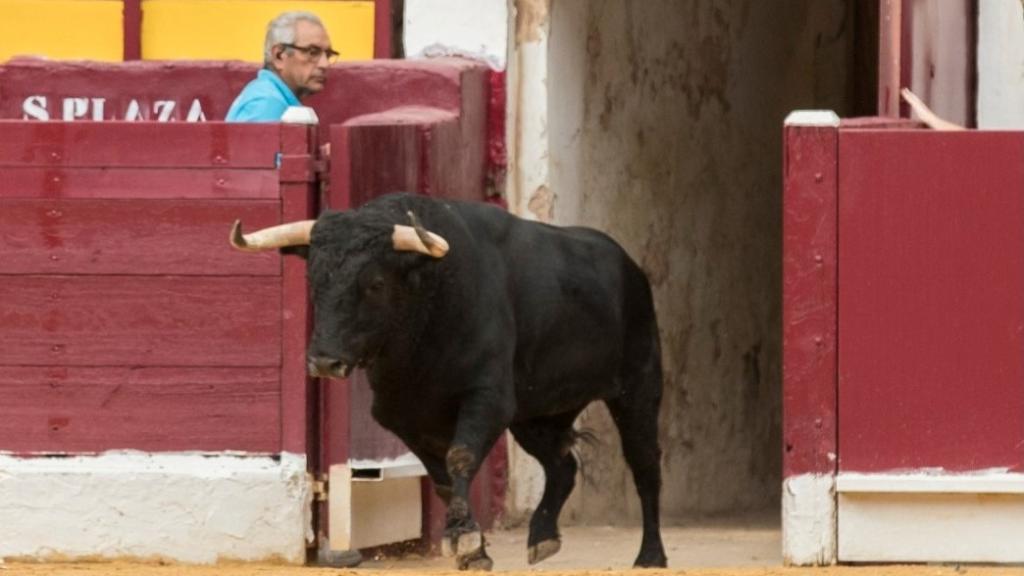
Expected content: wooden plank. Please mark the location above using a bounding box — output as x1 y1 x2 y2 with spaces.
0 366 280 453
279 155 316 455
348 370 413 462
0 167 279 200
0 122 280 168
838 130 1024 472
0 276 281 367
123 0 142 60
878 0 903 117
0 199 281 276
374 0 391 59
782 114 839 478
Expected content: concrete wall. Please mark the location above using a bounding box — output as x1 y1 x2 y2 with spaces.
978 0 1024 128
508 0 855 523
403 0 508 69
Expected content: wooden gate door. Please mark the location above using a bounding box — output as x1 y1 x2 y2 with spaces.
318 117 506 554
836 127 1024 562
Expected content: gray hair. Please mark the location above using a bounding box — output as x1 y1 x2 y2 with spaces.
264 11 325 64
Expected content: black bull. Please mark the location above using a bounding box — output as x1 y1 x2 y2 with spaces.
231 192 667 570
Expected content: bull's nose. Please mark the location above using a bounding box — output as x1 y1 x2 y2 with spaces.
307 355 351 379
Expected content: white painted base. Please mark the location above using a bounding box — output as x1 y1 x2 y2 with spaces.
838 472 1024 563
782 474 836 566
328 456 424 551
0 451 312 564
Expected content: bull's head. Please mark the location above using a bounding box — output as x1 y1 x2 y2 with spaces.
230 210 449 379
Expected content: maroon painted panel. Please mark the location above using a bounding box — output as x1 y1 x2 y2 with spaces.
782 122 839 478
0 366 280 454
278 123 317 456
838 129 1024 472
0 276 281 367
124 0 142 61
374 0 392 59
0 168 279 199
0 59 481 128
0 121 279 168
0 199 280 275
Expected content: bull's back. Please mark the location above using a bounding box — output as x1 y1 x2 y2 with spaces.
454 204 653 418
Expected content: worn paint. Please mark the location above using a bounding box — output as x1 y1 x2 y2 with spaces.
782 114 839 480
0 452 311 564
515 0 549 45
782 473 836 566
526 184 554 222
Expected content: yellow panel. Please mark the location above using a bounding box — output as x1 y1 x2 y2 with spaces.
142 0 374 62
0 0 123 62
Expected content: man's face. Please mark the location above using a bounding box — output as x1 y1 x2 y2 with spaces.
272 20 333 98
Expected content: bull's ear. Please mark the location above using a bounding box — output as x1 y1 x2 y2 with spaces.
280 245 310 260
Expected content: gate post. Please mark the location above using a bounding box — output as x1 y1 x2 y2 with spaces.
782 110 840 566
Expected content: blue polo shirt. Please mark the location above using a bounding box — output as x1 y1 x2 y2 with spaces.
226 69 301 122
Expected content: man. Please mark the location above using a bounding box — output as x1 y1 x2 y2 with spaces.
226 11 338 122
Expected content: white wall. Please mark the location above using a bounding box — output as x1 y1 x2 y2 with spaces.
507 0 855 524
978 0 1024 128
403 0 509 69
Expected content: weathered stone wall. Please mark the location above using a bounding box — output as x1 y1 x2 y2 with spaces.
511 0 855 523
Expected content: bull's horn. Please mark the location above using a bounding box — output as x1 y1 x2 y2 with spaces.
392 224 449 258
230 219 316 252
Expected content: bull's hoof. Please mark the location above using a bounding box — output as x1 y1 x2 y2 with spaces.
633 550 668 568
457 546 494 571
527 538 561 565
442 529 482 558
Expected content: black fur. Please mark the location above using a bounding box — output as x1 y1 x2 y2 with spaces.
301 192 667 569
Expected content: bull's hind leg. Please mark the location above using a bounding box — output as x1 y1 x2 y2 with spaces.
509 410 582 565
605 338 668 567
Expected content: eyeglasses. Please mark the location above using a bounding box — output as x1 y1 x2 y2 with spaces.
281 43 340 63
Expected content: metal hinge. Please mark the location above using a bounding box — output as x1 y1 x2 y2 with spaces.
312 473 329 502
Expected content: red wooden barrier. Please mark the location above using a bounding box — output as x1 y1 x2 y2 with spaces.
0 56 503 552
782 115 839 480
0 121 317 456
784 116 1024 565
838 129 1024 472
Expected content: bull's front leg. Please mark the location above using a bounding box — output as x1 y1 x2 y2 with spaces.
442 387 514 571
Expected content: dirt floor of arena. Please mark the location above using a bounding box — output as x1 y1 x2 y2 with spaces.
3 521 1023 576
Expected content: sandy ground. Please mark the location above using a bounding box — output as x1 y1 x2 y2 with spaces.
3 523 1023 576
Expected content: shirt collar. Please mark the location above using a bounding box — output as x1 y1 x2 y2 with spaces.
258 69 301 107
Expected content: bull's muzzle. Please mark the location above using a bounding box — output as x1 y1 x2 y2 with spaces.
307 355 353 379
